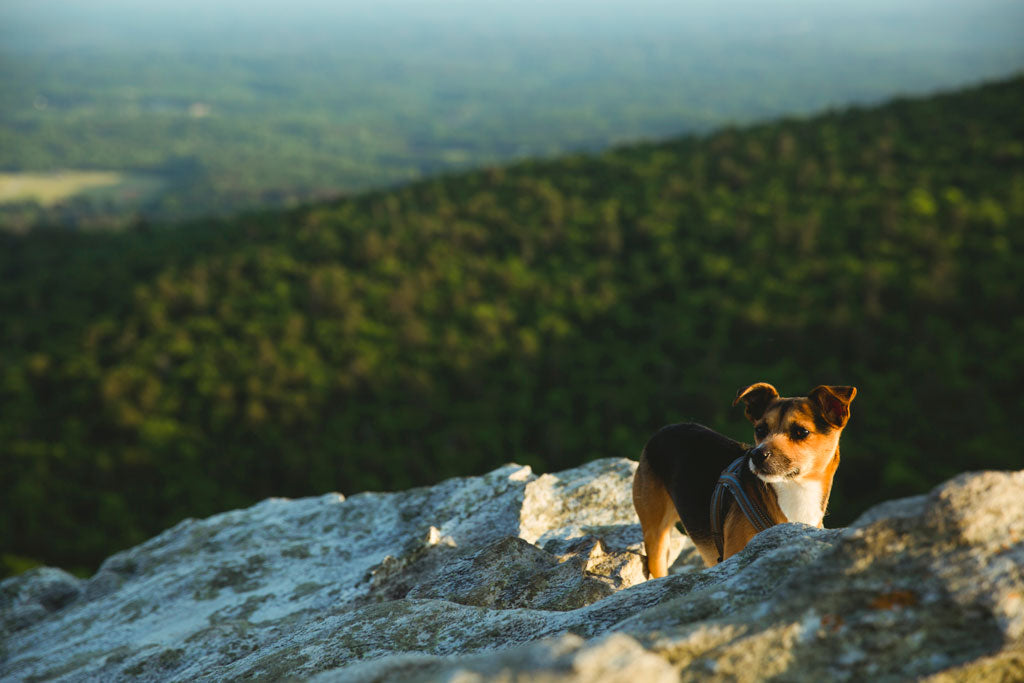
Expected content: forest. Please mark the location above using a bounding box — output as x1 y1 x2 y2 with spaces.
1 76 1022 577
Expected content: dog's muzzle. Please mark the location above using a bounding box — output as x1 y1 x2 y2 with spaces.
748 444 772 468
748 444 797 479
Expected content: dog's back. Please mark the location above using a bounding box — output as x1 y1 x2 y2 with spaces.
633 423 747 573
646 423 748 541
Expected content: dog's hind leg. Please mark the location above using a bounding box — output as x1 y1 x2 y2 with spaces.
633 455 680 578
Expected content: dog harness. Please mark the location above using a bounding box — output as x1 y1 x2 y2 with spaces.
710 455 775 563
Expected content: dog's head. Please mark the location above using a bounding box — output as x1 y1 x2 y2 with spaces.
732 382 856 483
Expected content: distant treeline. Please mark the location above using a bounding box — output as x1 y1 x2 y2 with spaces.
1 76 1022 576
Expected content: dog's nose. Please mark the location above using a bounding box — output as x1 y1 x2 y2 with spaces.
749 446 772 466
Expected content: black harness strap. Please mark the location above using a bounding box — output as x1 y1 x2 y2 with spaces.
710 455 775 563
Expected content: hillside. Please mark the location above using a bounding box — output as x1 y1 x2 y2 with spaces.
1 76 1022 576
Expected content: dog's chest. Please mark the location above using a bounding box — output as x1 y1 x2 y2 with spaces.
771 480 824 527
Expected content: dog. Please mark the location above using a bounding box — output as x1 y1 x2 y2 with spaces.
632 382 856 576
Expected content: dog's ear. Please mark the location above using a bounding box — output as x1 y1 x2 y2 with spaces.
733 382 779 422
809 385 857 428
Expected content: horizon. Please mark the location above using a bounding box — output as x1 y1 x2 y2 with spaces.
3 0 1024 54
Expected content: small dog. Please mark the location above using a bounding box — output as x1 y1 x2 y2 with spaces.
632 382 856 576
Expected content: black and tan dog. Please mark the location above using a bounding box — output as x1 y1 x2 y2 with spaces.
632 382 856 576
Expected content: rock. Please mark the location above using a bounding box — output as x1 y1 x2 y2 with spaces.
0 567 83 635
1 461 1021 682
312 633 681 683
405 535 628 611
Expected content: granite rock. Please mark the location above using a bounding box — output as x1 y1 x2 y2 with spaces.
1 460 1021 682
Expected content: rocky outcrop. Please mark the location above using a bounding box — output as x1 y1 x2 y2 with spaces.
1 459 1021 682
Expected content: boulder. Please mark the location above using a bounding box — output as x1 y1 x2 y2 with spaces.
1 460 1021 682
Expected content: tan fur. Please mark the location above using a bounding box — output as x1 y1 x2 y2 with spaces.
631 456 680 578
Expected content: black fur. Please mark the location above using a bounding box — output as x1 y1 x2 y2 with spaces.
642 422 754 545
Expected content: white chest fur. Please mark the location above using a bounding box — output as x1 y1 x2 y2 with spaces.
771 479 824 527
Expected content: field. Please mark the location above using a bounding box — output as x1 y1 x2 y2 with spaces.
0 171 125 206
0 171 166 232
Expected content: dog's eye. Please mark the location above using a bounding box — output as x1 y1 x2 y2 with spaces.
790 425 810 440
754 423 769 440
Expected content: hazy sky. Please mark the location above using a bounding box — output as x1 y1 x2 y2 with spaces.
3 0 1023 54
